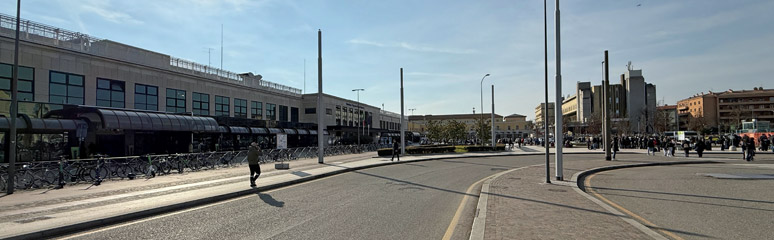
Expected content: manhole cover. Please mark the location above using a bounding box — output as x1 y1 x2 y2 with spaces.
547 189 567 193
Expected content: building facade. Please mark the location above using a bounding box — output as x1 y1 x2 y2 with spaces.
534 102 555 132
406 113 532 142
0 14 404 160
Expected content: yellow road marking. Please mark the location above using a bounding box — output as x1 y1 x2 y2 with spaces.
586 174 685 240
442 175 491 240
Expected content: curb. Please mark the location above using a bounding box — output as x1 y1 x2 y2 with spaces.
7 151 650 240
569 160 721 240
6 151 542 240
468 165 539 240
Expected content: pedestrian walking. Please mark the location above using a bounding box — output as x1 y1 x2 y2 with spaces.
247 142 261 187
647 138 656 156
696 138 705 158
391 139 400 161
612 137 619 160
668 138 676 157
746 137 756 161
682 140 691 157
741 135 749 160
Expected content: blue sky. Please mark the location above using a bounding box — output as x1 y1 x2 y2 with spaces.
2 0 772 120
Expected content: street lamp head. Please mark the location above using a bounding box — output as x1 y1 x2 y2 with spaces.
485 73 490 77
352 88 365 91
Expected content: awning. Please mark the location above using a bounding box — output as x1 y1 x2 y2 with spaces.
324 130 329 135
412 132 420 137
97 109 219 132
267 128 282 134
283 128 298 135
0 117 87 134
250 127 268 134
309 130 318 135
229 126 249 134
218 126 228 133
297 129 309 135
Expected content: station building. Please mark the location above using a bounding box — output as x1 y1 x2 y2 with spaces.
0 14 406 161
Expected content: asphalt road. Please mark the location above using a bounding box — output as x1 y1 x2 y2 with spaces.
587 163 774 240
60 156 543 240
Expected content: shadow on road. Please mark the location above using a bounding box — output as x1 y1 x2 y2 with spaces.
257 193 284 207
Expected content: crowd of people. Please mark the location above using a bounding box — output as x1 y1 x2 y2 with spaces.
600 134 771 161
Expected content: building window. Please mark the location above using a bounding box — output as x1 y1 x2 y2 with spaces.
515 125 519 130
234 98 247 118
291 107 299 123
49 71 84 105
0 63 34 101
266 103 276 120
134 84 158 111
165 88 186 113
279 105 288 122
251 101 262 119
336 106 341 125
305 108 316 114
192 92 209 116
215 96 230 116
96 78 124 108
326 108 332 115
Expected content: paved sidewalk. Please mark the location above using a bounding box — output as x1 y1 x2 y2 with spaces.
480 150 730 240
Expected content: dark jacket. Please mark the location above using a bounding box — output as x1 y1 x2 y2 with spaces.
393 141 400 151
247 145 261 165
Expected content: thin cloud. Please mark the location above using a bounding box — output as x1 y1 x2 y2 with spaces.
82 4 143 24
348 39 478 54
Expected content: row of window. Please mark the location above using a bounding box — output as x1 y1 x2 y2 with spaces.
0 65 297 121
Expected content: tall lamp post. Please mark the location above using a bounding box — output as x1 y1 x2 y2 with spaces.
543 0 550 183
480 73 490 145
352 88 365 151
7 0 21 194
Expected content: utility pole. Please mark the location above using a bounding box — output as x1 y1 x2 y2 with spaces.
491 85 495 149
7 0 21 194
220 24 224 70
304 59 306 94
400 68 406 155
543 0 551 183
604 51 612 160
554 0 564 181
317 30 324 164
353 89 365 152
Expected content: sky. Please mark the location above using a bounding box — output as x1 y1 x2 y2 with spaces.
2 0 772 121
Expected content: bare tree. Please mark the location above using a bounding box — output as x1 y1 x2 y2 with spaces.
586 111 603 135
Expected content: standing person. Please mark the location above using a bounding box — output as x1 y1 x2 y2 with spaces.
682 139 691 157
741 135 749 160
247 142 261 187
647 137 656 156
746 137 756 161
612 137 619 160
391 139 400 161
669 138 676 157
695 138 705 158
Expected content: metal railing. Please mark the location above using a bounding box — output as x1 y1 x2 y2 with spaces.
0 144 379 191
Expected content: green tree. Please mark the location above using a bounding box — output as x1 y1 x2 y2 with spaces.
474 117 492 145
446 120 467 144
425 119 445 143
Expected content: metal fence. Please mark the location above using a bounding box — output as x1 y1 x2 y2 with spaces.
0 144 380 191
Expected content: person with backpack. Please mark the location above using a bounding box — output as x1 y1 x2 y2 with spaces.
647 137 656 156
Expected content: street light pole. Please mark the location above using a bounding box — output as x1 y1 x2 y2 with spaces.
7 0 21 194
400 68 406 155
554 0 564 181
543 0 551 184
480 73 490 145
491 85 495 149
352 89 364 152
604 51 612 161
317 29 324 164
